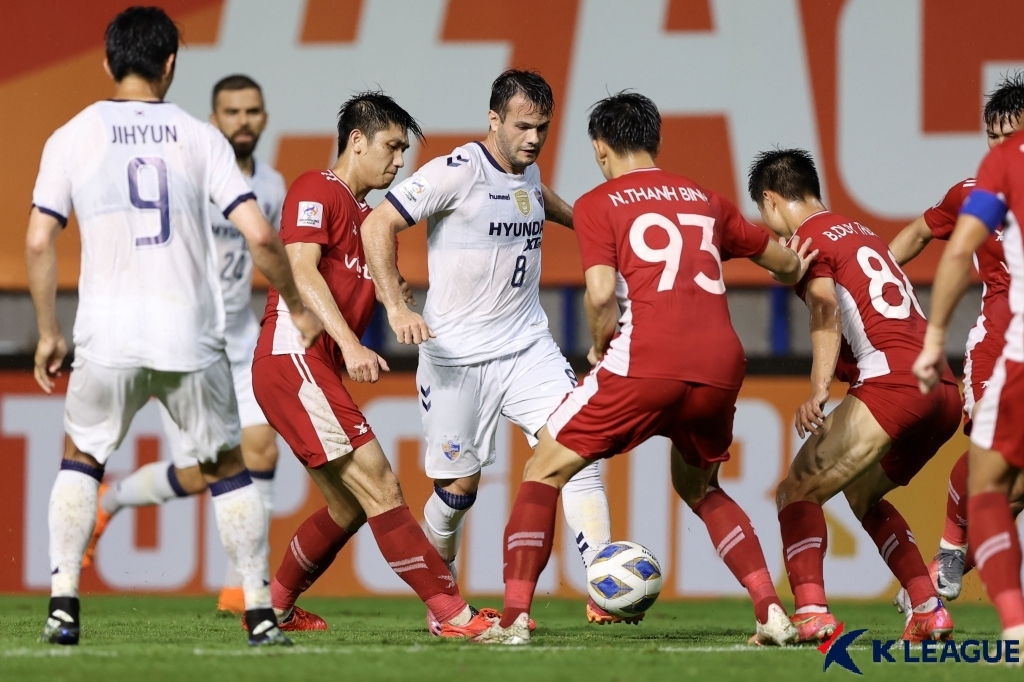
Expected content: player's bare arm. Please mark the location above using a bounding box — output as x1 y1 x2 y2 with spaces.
229 199 322 348
797 277 841 438
541 183 573 228
888 215 934 266
25 208 68 393
751 235 818 285
583 264 618 365
913 214 990 393
287 242 388 383
361 200 434 344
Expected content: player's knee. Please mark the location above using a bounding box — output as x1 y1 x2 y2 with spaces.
434 472 480 497
174 466 208 495
842 489 878 521
63 437 103 470
200 446 245 480
327 501 368 533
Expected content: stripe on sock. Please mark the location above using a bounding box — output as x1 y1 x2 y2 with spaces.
289 537 316 573
250 469 276 480
433 484 476 511
716 525 745 558
976 531 1013 570
167 465 189 497
785 537 823 560
60 458 104 481
209 470 253 496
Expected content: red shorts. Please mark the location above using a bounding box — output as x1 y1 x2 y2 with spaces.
849 380 962 486
971 356 1024 468
252 352 375 469
963 333 1004 434
547 367 738 468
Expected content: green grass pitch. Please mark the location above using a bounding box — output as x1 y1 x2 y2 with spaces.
0 595 1019 681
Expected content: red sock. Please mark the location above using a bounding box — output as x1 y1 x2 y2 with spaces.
963 548 975 576
779 501 828 611
271 506 354 613
500 481 559 628
942 452 969 547
861 500 935 608
693 488 781 623
367 505 466 623
968 492 1024 630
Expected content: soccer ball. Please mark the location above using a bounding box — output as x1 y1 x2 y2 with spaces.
586 541 663 617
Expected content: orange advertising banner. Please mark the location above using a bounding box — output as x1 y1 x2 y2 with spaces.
0 370 981 603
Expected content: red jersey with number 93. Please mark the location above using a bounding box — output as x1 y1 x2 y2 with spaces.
574 167 769 389
794 211 933 387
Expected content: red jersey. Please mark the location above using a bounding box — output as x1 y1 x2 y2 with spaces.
795 211 950 388
966 133 1024 353
255 169 375 365
574 167 769 389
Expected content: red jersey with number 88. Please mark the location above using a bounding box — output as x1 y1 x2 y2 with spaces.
795 211 940 387
573 167 769 389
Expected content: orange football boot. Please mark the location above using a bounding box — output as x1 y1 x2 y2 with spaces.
902 601 954 643
82 483 111 569
217 586 246 615
438 607 501 639
792 611 838 643
586 597 644 625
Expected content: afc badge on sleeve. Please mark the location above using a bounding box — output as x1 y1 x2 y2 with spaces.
296 201 323 228
398 176 432 204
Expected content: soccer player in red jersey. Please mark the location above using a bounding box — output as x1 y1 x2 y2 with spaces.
888 75 1024 603
475 92 816 645
914 128 1024 651
748 149 962 644
251 92 494 638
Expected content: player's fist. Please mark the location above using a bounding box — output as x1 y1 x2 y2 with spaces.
795 386 829 439
398 274 417 307
387 307 435 345
341 343 390 383
33 333 67 394
291 308 324 348
587 346 602 367
788 235 819 282
913 344 946 395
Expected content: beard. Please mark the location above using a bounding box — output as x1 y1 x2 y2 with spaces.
229 131 258 159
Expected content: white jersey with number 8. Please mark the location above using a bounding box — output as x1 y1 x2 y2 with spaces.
31 100 254 372
385 142 549 365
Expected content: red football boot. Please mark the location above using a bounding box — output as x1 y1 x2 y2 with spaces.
902 601 954 643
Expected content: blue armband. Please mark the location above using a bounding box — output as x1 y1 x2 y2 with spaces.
960 189 1007 233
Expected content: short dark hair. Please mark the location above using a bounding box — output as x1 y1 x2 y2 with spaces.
211 74 263 110
489 69 554 121
105 6 179 82
747 148 822 206
984 72 1024 130
587 91 661 157
336 90 423 155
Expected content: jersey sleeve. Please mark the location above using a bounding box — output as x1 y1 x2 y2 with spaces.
713 193 770 260
206 125 256 217
279 173 337 246
31 127 72 226
963 150 1010 233
384 154 472 226
922 180 971 240
574 192 618 270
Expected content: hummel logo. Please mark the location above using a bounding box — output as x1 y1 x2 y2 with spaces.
355 422 369 435
447 154 469 167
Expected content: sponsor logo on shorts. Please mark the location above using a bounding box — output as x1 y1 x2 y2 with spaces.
441 439 461 462
515 189 531 216
354 422 369 435
296 201 323 228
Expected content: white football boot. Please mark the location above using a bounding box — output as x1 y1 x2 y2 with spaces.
474 612 531 645
747 603 799 646
892 587 914 629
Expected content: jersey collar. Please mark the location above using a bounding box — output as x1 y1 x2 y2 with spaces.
326 169 368 208
474 141 523 176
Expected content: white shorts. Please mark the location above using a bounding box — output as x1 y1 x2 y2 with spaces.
65 355 241 466
162 311 268 468
417 335 577 479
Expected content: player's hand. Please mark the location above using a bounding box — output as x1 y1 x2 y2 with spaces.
398 275 417 307
913 343 946 395
33 333 68 394
341 343 390 383
387 307 435 345
787 235 819 282
587 346 602 367
795 386 829 439
290 308 324 348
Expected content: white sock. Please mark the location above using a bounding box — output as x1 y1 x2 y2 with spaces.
223 472 274 589
795 605 829 615
913 596 939 614
423 487 473 575
938 538 967 553
102 461 180 515
211 474 270 610
49 467 101 597
562 461 611 568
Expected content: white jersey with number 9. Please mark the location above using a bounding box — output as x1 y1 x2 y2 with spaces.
31 100 254 372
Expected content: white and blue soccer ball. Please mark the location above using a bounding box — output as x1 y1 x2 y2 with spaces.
586 541 663 618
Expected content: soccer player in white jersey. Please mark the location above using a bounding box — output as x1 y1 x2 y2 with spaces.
25 8 320 646
83 74 288 616
362 69 616 627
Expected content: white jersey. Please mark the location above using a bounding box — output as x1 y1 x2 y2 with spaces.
386 142 549 365
32 100 254 372
212 158 285 318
